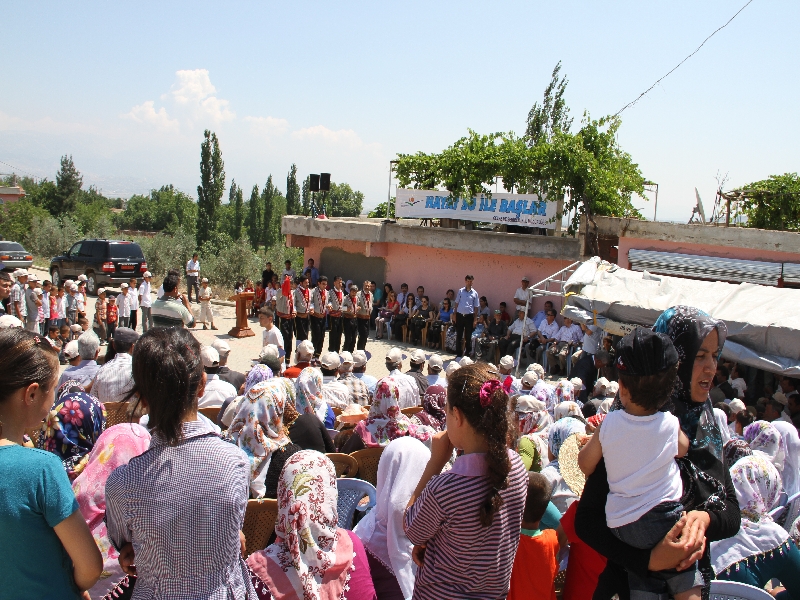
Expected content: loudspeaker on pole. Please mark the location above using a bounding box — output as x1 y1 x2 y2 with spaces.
320 173 331 191
310 174 320 192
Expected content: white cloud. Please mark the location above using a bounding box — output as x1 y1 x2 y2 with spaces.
0 110 97 135
291 125 380 154
244 115 290 137
164 69 235 123
122 101 180 133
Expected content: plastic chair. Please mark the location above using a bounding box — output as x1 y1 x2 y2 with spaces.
350 447 385 486
198 406 220 422
104 401 133 427
326 453 359 478
401 406 423 417
768 505 787 523
336 478 377 530
241 498 279 558
709 580 774 600
440 322 450 350
781 491 800 531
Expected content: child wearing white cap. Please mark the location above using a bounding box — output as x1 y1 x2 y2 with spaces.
117 283 131 328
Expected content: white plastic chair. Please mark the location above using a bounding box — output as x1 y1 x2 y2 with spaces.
710 580 774 600
336 478 376 530
768 505 787 523
781 491 800 531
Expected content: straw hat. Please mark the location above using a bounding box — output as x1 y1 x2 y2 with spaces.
559 432 587 497
337 404 370 424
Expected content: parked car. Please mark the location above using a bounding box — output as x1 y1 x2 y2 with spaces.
50 239 148 295
0 241 34 271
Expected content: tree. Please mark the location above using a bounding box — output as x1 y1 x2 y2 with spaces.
196 130 226 249
247 184 262 249
738 173 800 231
261 175 276 248
301 176 312 216
285 164 300 215
368 199 395 219
229 179 243 240
327 182 364 217
525 62 573 147
116 185 197 233
52 155 83 215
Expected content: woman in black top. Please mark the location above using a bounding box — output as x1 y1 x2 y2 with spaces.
576 306 740 600
410 295 434 345
284 401 335 454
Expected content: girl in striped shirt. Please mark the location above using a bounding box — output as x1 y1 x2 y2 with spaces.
404 363 528 600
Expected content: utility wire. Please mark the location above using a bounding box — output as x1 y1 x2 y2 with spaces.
0 159 41 181
614 0 755 117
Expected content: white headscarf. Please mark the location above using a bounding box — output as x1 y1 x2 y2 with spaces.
294 367 329 423
711 455 790 574
597 398 614 415
713 407 732 445
773 421 800 496
354 437 430 599
554 401 583 421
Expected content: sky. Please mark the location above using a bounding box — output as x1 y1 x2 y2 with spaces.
1 0 798 222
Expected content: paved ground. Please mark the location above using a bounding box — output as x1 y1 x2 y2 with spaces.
35 267 460 379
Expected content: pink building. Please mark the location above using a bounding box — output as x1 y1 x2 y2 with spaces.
0 186 25 206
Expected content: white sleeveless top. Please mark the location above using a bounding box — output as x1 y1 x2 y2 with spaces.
600 409 683 528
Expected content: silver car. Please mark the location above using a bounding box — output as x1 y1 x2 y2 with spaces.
0 241 33 271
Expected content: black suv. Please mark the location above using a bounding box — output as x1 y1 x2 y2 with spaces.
50 239 148 295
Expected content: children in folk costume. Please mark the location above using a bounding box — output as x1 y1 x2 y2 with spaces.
327 276 345 353
276 275 295 359
356 280 372 351
342 284 359 354
310 275 329 357
293 275 311 343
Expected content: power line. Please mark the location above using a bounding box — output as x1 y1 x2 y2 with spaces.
0 159 41 181
614 0 755 117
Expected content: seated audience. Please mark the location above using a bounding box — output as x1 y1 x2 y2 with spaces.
72 424 151 599
284 400 335 455
409 295 435 345
375 290 399 340
477 309 509 362
426 354 447 388
773 420 800 496
0 328 103 598
541 417 585 514
723 438 753 467
246 451 377 600
514 396 552 471
410 384 447 432
428 297 452 349
318 351 350 408
58 330 102 388
406 349 429 397
352 350 378 397
337 351 371 406
220 364 274 428
105 327 256 598
384 347 420 408
213 338 246 391
90 326 138 404
353 437 430 600
198 345 238 409
743 420 786 472
295 367 335 428
283 340 314 379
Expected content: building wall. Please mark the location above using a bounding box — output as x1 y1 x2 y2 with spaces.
303 236 574 315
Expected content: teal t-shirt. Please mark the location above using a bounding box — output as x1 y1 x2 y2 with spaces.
0 445 80 600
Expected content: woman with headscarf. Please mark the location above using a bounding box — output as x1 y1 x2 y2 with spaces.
575 306 740 600
72 424 151 599
723 439 753 468
295 366 334 428
554 400 584 422
744 420 786 473
220 364 273 428
411 384 447 431
712 455 800 596
246 451 377 600
340 377 435 453
228 378 300 499
514 396 552 472
284 396 336 455
353 437 430 600
773 421 800 497
38 386 106 479
541 416 586 514
555 379 577 404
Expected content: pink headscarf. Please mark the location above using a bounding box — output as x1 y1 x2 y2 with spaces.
354 376 434 447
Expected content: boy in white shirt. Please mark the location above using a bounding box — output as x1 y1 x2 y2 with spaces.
127 277 140 331
117 283 131 328
198 277 217 330
579 328 699 600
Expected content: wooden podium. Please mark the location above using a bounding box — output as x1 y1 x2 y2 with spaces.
227 291 255 338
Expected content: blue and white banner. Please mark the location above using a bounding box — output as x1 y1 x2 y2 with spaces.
395 188 557 227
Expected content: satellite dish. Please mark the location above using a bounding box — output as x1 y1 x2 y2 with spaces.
695 188 706 224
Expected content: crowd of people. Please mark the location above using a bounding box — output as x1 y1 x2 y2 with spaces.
2 251 800 600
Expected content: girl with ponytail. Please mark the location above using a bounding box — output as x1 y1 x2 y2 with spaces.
403 362 527 600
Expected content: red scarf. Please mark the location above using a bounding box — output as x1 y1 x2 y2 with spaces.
281 276 293 313
335 289 343 304
300 286 309 308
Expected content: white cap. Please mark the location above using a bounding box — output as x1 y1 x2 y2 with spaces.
428 355 443 372
606 381 619 396
0 314 23 329
63 340 80 359
70 324 83 333
319 351 341 370
259 344 281 363
211 339 231 357
729 399 746 415
458 356 473 367
34 288 43 295
143 271 152 277
201 277 209 283
27 273 39 282
386 347 404 365
499 355 515 370
200 345 220 368
296 340 315 360
121 282 129 289
570 377 585 391
13 268 28 277
339 351 354 365
409 349 426 365
522 371 539 387
773 392 788 407
527 363 545 378
445 361 461 376
516 396 546 412
77 274 88 282
352 350 368 368
97 288 106 296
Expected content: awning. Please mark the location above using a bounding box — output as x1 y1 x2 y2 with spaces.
559 257 800 376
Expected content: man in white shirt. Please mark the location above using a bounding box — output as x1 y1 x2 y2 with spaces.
548 316 584 373
533 300 555 330
186 253 200 303
535 309 561 365
138 271 153 332
91 327 138 404
352 350 377 397
197 346 237 409
452 275 479 358
513 276 531 317
282 259 296 280
58 331 101 388
572 321 604 402
117 283 131 328
426 354 448 388
319 351 350 409
500 308 537 361
384 347 420 408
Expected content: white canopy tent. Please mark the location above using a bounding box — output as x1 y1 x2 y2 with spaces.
549 257 800 376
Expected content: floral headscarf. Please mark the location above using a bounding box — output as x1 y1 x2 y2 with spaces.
773 421 800 496
294 367 328 423
56 379 85 400
554 401 583 421
555 380 576 404
532 379 558 414
516 397 552 436
652 305 728 510
413 385 446 431
38 391 106 477
743 420 786 472
547 417 585 472
228 379 292 498
711 455 789 574
724 439 753 469
246 364 273 391
72 424 150 597
246 451 354 600
355 377 434 447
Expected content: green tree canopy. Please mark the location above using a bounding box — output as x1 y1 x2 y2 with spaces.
230 179 243 240
286 164 300 215
196 130 225 249
52 155 83 215
525 61 573 147
325 182 364 217
247 184 262 249
738 173 800 231
116 185 197 233
261 175 278 248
